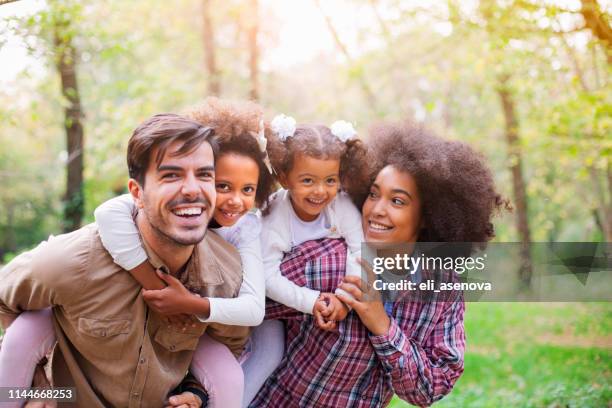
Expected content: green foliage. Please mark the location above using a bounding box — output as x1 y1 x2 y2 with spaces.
0 0 609 251
389 303 612 408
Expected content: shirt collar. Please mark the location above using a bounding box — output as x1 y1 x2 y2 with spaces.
140 233 224 292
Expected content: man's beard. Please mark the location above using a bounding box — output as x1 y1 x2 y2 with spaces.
149 218 208 247
143 196 212 247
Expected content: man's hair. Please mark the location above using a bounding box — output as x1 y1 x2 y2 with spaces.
127 113 218 185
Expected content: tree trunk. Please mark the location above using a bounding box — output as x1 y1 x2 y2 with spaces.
496 75 533 287
560 33 611 240
54 19 84 233
202 0 220 95
247 0 259 101
314 0 378 113
580 0 612 64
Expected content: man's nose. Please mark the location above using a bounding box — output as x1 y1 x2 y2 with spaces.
181 173 200 197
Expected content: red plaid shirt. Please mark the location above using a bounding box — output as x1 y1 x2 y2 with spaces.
250 238 465 408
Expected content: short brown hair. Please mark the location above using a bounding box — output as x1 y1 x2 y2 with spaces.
266 124 370 206
127 113 217 185
185 98 277 208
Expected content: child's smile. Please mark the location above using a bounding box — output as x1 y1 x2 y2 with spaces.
281 154 341 222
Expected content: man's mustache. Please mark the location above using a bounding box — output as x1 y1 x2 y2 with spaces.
167 196 212 209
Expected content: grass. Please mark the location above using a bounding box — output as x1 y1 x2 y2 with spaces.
389 302 612 408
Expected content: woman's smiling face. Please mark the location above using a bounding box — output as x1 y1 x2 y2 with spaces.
362 165 423 244
213 153 260 227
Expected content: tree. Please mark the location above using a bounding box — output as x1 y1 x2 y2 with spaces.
247 0 259 101
497 75 533 285
202 0 221 96
52 6 85 232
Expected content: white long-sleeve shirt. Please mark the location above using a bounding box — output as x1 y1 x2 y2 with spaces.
94 194 265 326
261 189 364 314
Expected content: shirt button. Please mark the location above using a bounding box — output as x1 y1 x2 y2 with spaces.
169 345 176 351
100 330 107 337
139 358 146 364
133 392 139 397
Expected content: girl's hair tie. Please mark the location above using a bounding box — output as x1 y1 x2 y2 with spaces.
330 120 357 142
254 119 274 174
271 114 297 141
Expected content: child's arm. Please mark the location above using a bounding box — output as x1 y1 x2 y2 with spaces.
197 215 265 326
263 241 321 315
94 194 167 291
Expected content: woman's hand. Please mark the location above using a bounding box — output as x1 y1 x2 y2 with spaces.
336 258 391 336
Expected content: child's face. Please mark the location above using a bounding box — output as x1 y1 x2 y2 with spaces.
213 153 259 227
281 153 340 222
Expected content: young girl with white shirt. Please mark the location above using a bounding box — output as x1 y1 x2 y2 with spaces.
241 115 371 405
0 98 276 408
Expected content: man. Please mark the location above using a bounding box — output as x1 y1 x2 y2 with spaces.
0 113 248 407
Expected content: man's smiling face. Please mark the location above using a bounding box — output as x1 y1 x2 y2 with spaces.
137 139 216 246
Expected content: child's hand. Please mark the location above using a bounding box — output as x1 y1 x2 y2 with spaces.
142 271 197 315
326 294 350 322
313 294 336 331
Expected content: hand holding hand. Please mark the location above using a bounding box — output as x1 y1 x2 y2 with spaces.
325 293 350 322
313 294 336 331
336 260 391 336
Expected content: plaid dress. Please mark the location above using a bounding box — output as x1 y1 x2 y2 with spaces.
250 238 465 408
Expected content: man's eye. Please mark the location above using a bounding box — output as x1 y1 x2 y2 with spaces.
216 183 230 192
199 172 214 179
162 173 179 179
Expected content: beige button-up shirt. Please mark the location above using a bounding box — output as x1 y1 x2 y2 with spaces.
0 224 249 407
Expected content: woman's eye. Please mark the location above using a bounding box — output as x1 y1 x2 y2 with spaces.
216 183 230 192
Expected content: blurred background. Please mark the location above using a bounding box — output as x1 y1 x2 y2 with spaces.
0 0 610 406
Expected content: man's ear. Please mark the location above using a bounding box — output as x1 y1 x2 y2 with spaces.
128 178 145 209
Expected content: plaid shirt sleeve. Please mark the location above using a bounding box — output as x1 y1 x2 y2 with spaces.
264 299 307 321
369 299 465 407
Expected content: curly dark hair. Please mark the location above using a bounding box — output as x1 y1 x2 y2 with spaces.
367 122 509 244
184 97 277 209
266 123 370 206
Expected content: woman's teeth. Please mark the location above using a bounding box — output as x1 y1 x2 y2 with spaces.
369 221 392 231
172 207 203 217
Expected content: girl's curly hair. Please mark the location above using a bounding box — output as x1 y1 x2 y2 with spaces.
184 97 276 209
266 123 370 206
367 122 510 243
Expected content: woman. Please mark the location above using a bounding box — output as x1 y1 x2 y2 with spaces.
249 121 507 407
